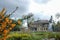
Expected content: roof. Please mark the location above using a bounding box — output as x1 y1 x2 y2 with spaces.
30 20 49 25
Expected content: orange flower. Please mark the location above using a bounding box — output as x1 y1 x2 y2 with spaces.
2 36 7 40
17 20 21 25
0 27 1 29
3 30 9 34
11 24 16 28
0 8 21 40
8 27 12 30
1 22 7 30
9 20 12 24
5 17 9 23
2 16 4 19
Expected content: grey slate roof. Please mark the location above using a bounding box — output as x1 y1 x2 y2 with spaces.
31 20 49 25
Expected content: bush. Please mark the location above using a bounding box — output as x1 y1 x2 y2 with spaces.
7 32 32 40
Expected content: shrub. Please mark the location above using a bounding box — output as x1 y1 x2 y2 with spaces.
7 32 32 40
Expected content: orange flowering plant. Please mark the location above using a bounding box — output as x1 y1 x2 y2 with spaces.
0 8 22 40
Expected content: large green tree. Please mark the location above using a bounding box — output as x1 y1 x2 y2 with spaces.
53 13 60 31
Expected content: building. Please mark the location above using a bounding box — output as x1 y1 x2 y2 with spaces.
28 16 53 32
28 20 49 32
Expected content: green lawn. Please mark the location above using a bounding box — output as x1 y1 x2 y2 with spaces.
7 31 60 40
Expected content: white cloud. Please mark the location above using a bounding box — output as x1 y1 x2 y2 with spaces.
34 0 50 4
11 17 15 19
29 0 60 21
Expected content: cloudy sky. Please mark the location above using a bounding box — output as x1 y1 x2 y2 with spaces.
0 0 60 21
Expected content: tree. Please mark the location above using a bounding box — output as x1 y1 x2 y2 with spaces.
55 13 60 19
22 13 34 27
22 13 33 20
12 19 22 31
50 13 60 32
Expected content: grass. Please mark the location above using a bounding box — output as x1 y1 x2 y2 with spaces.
6 31 60 40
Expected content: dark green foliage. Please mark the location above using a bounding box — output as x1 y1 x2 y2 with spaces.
11 19 22 31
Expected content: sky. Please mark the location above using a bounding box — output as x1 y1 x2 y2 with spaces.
29 0 60 21
0 0 60 21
